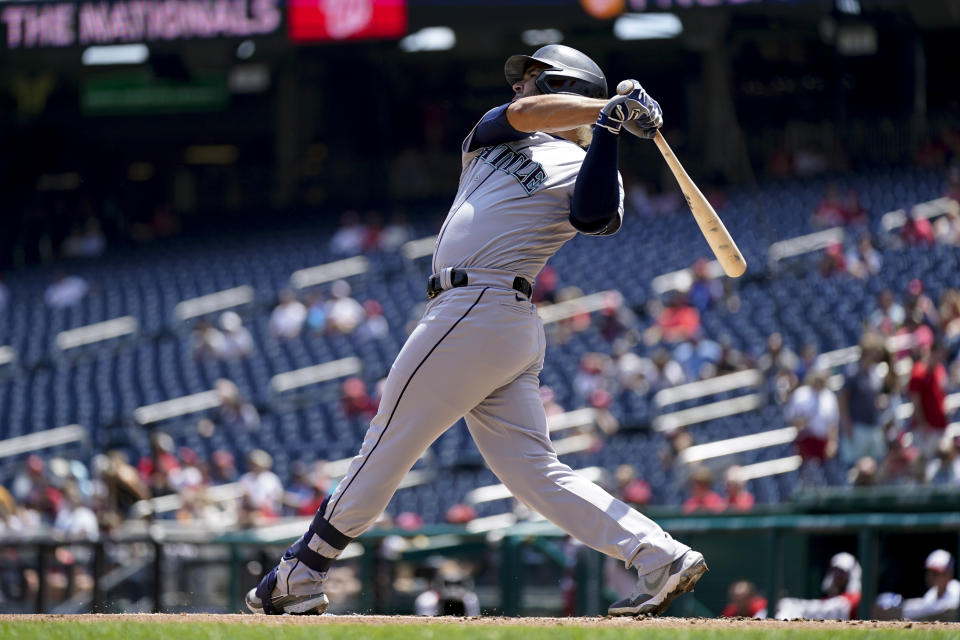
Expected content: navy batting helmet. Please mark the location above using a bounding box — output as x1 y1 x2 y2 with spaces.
504 45 607 99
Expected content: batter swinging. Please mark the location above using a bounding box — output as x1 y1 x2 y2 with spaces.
247 44 707 617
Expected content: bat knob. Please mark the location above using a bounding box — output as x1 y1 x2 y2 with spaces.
616 80 636 96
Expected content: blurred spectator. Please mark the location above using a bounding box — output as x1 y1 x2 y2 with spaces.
716 335 747 375
305 291 328 333
597 291 636 344
645 348 686 393
209 449 239 484
61 218 106 259
758 333 800 404
191 318 226 360
539 386 565 418
588 388 620 439
379 211 413 251
96 451 150 515
869 289 905 336
0 485 25 536
285 461 329 517
838 335 886 465
532 264 559 305
414 560 481 617
0 274 9 310
341 376 378 420
549 285 592 344
901 209 936 247
848 456 879 486
445 503 477 525
723 466 755 512
775 552 861 620
925 437 960 485
362 210 383 251
794 343 819 384
811 184 847 228
842 189 868 226
722 580 768 618
213 378 260 432
358 300 389 340
52 483 99 541
905 278 940 330
673 334 722 381
44 271 88 308
895 310 936 359
933 200 960 245
218 311 253 359
330 210 366 256
12 456 63 524
938 289 960 354
269 290 307 339
238 450 283 525
845 232 882 279
786 368 839 463
687 259 723 313
645 293 700 345
660 426 693 474
879 429 921 485
614 465 652 509
327 280 365 334
682 466 724 514
573 352 613 403
819 242 847 277
874 550 959 622
908 342 949 458
168 447 205 492
614 351 651 395
138 432 180 497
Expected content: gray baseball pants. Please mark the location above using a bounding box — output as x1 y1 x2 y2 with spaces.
275 272 688 593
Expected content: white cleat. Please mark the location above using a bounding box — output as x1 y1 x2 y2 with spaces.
245 587 329 615
608 550 708 617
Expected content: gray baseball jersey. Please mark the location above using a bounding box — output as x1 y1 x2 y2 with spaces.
433 131 625 283
265 113 688 605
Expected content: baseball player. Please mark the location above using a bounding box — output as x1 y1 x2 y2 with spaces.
874 549 960 621
246 44 706 617
775 552 862 620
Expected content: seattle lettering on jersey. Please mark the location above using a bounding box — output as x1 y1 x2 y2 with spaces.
477 144 547 195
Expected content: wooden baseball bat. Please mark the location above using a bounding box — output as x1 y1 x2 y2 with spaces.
616 81 747 278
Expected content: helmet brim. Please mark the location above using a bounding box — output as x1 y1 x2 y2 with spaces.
504 54 559 86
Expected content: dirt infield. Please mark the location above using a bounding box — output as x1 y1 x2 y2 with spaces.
0 613 954 631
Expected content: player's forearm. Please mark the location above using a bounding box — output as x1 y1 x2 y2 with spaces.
506 95 606 133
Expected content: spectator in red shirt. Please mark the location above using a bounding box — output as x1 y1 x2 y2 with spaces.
723 466 755 512
341 376 378 420
648 292 701 345
812 184 847 228
901 210 936 247
819 242 847 277
909 342 950 457
722 580 768 618
683 466 725 514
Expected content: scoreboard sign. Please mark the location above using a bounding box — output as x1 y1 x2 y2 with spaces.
288 0 406 43
1 0 282 49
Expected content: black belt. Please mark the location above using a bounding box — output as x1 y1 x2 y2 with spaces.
427 269 533 300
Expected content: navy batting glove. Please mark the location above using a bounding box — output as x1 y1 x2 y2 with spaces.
613 80 663 139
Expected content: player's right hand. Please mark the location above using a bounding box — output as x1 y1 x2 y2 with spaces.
603 80 663 139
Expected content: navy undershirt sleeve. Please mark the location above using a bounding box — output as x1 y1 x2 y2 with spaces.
463 104 531 153
570 126 622 236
